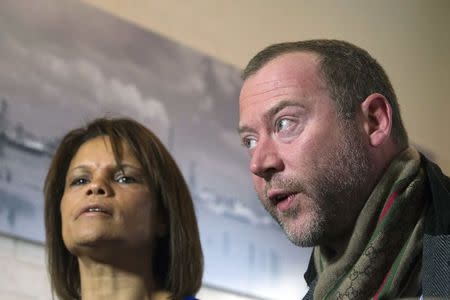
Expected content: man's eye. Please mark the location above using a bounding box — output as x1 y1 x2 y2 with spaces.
275 118 294 132
70 177 88 186
242 137 257 150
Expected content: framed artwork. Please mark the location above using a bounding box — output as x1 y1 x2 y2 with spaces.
0 0 310 298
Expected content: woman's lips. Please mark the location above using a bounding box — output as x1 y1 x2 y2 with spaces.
77 204 112 218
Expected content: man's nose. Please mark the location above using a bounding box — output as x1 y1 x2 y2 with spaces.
249 137 284 180
86 178 113 197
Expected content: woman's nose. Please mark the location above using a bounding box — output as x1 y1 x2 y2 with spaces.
86 179 112 197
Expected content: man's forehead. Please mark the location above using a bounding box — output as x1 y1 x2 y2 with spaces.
240 77 308 100
240 52 322 98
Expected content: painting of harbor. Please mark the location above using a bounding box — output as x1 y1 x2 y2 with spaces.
0 0 310 298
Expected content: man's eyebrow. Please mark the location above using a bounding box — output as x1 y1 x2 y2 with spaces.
263 100 304 123
238 100 304 134
237 125 255 135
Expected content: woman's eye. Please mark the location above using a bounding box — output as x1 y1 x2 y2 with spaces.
70 177 88 186
115 175 137 184
275 118 294 132
242 137 257 150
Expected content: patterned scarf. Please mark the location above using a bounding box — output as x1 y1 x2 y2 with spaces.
313 147 427 299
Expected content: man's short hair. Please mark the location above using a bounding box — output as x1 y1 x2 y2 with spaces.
242 39 408 148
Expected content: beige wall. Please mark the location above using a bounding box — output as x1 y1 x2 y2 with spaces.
84 0 450 174
0 234 51 300
0 233 258 300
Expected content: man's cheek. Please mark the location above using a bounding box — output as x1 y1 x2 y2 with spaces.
252 179 266 198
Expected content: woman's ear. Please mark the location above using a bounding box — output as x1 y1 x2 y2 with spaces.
360 93 393 147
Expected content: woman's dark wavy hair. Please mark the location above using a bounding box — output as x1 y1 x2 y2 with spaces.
44 117 203 300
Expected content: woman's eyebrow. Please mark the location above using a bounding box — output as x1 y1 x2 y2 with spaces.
67 165 90 174
115 163 143 171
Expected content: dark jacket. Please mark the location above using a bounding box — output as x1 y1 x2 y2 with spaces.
302 156 450 299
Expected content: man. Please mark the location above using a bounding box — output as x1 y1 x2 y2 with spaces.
238 40 449 299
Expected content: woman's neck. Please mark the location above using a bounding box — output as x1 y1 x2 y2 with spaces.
78 255 162 300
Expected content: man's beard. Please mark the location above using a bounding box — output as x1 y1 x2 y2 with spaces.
261 120 373 247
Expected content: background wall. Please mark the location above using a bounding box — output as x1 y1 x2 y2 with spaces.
85 0 450 174
0 233 257 300
1 1 448 299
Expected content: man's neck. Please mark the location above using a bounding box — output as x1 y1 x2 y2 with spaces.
319 231 353 265
318 146 409 265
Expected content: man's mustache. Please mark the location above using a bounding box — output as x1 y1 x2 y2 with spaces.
262 176 308 202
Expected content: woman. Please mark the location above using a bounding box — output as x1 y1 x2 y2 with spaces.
44 117 203 300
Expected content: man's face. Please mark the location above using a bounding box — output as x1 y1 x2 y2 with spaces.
238 52 372 247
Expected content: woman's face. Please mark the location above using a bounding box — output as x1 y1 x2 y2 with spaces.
60 136 164 257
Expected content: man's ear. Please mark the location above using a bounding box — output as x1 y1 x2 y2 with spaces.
360 93 392 147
